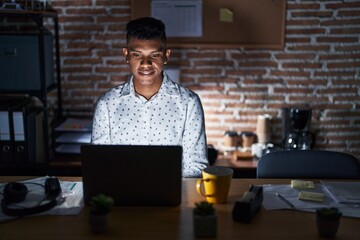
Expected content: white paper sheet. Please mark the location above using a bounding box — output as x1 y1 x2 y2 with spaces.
151 0 203 37
262 183 360 218
321 181 360 204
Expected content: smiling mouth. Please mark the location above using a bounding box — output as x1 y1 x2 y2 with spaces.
138 69 155 76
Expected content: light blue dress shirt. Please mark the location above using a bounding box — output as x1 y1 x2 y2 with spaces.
91 72 208 177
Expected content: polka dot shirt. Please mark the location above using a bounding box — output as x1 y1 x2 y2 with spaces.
91 72 208 177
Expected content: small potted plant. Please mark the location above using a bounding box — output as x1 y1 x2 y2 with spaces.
193 201 217 237
88 194 114 234
316 207 342 238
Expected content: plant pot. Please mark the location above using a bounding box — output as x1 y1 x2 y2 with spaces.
89 213 110 234
193 214 217 237
316 215 341 239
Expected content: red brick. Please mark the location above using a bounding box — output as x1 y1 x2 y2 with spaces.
327 62 360 68
287 3 320 9
65 9 107 15
64 25 104 31
289 96 329 102
274 87 313 94
96 0 130 6
231 53 271 59
291 11 333 18
271 71 310 78
64 58 102 65
317 88 358 95
314 71 355 77
194 60 234 67
52 0 92 7
287 45 330 51
321 18 360 26
186 52 225 59
335 45 360 51
319 53 360 60
286 19 320 26
286 28 326 35
326 2 360 9
285 37 311 43
276 53 316 60
331 28 360 34
337 10 360 17
227 70 266 76
317 37 358 43
282 62 322 69
59 16 93 23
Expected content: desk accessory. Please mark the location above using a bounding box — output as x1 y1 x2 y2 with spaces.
196 166 233 204
276 193 295 208
193 201 217 237
1 177 62 216
89 194 114 234
298 191 324 202
291 180 315 189
316 207 342 238
232 185 263 223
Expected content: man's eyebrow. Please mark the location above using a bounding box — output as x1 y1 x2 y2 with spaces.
128 49 165 54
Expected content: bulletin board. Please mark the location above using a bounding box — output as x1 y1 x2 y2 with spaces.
131 0 286 49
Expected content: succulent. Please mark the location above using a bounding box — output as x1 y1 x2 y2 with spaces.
316 207 342 220
193 201 215 216
90 194 114 215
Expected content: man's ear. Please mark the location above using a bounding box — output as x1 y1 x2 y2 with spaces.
165 49 171 60
123 48 129 62
164 49 171 64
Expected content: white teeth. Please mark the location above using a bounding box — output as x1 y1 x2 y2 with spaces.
140 71 153 75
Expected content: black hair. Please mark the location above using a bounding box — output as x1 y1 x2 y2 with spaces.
126 17 167 45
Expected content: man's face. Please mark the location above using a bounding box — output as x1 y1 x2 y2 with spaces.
123 38 171 88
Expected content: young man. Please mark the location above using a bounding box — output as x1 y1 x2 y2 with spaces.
91 17 208 177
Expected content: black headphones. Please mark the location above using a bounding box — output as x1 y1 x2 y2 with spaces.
1 177 62 216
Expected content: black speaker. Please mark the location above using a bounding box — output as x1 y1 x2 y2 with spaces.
1 177 62 216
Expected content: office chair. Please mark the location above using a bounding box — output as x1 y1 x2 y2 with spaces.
257 150 360 179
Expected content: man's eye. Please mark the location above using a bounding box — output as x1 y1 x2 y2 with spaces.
151 54 161 59
131 53 141 58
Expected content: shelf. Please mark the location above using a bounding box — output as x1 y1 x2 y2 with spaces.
0 9 58 17
0 10 62 175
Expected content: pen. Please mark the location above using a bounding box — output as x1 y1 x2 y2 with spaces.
276 193 295 209
70 183 76 191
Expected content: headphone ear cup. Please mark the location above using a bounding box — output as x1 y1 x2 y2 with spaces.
2 178 62 217
3 182 28 203
45 177 61 200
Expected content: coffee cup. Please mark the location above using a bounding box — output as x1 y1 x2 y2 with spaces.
196 166 233 204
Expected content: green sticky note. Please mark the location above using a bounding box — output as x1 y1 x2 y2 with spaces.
219 8 233 23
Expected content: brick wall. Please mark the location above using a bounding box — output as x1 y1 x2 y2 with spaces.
51 0 360 158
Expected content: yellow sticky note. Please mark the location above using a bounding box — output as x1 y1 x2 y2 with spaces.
298 191 324 202
219 8 233 23
291 180 315 189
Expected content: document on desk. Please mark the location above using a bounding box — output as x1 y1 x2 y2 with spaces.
0 176 84 221
321 181 360 204
262 182 360 218
262 183 331 210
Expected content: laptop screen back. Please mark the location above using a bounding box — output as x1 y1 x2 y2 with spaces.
81 145 182 206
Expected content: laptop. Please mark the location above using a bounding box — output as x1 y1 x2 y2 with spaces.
80 145 183 206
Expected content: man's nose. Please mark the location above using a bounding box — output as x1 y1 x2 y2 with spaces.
140 57 152 65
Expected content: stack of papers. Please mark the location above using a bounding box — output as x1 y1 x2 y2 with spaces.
321 181 360 204
262 181 360 218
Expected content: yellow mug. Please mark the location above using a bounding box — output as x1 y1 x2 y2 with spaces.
196 166 233 204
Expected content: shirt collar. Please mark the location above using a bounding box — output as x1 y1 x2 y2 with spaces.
119 71 180 98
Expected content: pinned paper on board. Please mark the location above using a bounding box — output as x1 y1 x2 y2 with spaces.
219 8 233 23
